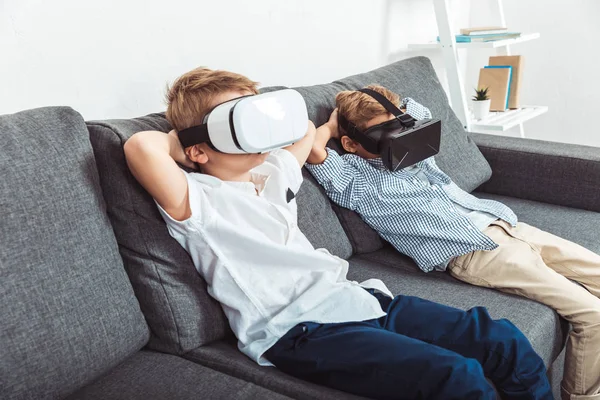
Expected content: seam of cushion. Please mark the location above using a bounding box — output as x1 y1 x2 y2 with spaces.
333 205 360 255
478 145 600 165
89 123 184 353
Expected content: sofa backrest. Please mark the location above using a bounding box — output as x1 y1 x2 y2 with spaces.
276 56 493 254
86 114 353 355
0 107 149 399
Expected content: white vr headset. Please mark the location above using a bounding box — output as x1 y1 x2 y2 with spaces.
178 89 309 154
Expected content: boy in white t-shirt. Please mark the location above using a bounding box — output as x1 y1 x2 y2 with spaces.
124 67 551 400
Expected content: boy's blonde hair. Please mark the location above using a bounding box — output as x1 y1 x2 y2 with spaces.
335 85 400 132
166 67 259 132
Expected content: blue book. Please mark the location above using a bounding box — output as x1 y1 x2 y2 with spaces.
484 65 513 109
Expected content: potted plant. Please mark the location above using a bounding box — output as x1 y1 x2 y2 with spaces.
471 87 491 120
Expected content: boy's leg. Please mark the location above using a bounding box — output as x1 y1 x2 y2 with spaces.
374 292 552 400
449 221 600 400
512 221 600 298
266 320 496 400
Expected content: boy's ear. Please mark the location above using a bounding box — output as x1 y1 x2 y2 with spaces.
186 144 209 165
340 136 359 153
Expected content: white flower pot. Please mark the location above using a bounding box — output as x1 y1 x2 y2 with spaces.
472 99 491 120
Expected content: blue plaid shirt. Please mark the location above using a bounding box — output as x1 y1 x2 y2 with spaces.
305 100 517 272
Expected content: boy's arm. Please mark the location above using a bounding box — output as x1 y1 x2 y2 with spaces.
123 130 196 222
307 108 339 165
282 121 317 167
402 98 432 120
305 148 366 210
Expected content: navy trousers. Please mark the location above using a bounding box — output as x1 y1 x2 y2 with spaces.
266 290 552 400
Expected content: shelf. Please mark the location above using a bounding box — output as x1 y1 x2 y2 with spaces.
470 105 548 132
407 33 540 49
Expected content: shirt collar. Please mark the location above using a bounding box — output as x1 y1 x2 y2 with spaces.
224 172 271 195
365 157 423 174
366 157 388 171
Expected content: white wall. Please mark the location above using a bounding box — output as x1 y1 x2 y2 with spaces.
2 0 388 119
467 0 600 147
0 0 469 121
2 0 598 148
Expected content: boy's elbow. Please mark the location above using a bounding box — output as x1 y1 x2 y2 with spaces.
123 133 150 164
123 135 141 158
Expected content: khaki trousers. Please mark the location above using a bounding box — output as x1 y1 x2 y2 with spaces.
449 220 600 400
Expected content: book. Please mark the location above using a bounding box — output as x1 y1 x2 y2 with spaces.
453 33 521 43
478 66 512 111
464 29 509 36
489 55 523 109
460 26 506 35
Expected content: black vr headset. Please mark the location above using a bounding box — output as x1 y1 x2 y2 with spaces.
338 88 442 171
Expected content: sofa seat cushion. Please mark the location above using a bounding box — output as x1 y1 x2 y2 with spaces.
68 350 292 400
348 247 567 368
0 107 149 400
265 56 493 254
184 340 369 400
475 193 600 255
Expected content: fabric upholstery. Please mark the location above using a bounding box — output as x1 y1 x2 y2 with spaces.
0 107 149 400
87 115 229 354
292 57 492 193
347 247 567 368
266 56 492 254
184 253 564 400
185 341 369 400
86 114 353 356
297 170 353 259
472 132 600 213
475 193 600 255
69 350 292 400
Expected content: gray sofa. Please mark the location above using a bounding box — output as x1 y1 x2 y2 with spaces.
2 56 598 400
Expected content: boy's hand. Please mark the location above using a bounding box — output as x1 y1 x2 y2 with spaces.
167 130 197 170
306 108 340 165
325 108 340 139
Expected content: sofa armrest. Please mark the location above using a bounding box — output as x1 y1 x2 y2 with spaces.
471 132 600 212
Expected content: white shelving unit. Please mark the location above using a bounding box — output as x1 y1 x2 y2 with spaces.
408 32 540 49
408 0 547 137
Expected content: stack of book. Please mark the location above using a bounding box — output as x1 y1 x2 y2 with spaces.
452 26 521 43
477 55 524 112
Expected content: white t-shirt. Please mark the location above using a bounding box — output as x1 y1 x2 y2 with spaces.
156 149 392 366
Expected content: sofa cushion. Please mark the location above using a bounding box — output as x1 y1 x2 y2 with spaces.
0 107 149 400
277 56 492 254
348 247 567 368
185 340 369 400
298 169 353 259
475 193 600 255
68 350 292 400
86 114 352 355
87 115 227 355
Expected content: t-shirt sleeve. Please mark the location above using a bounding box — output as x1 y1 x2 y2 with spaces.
154 170 208 236
304 148 366 210
266 148 304 193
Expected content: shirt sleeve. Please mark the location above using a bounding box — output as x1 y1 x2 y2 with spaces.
401 97 432 120
304 148 366 210
154 170 210 235
267 148 304 193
